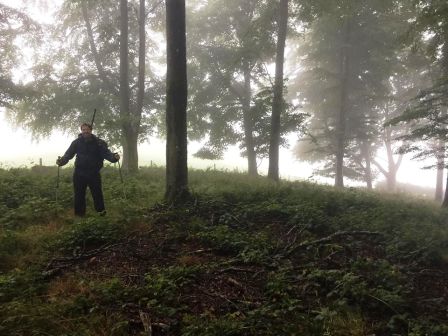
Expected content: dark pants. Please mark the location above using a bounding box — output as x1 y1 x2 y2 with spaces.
73 171 105 216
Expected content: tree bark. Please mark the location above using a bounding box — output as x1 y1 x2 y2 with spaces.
165 0 189 204
442 175 448 207
335 19 351 188
268 0 288 182
435 142 444 202
122 0 146 174
362 142 373 189
373 105 403 192
242 60 258 176
441 34 448 207
136 0 146 126
119 0 139 173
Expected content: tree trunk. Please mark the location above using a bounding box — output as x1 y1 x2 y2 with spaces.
122 0 146 174
119 0 139 173
436 157 444 202
442 175 448 207
242 60 258 176
362 142 373 189
165 0 189 204
122 127 139 172
384 127 400 192
268 0 288 182
135 0 145 128
435 140 445 202
335 19 351 188
440 37 448 206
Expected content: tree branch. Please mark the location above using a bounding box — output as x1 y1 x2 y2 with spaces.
286 230 383 256
81 2 119 96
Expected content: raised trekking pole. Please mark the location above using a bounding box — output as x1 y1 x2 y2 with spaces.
91 108 97 127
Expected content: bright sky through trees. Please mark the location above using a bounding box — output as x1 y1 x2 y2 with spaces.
0 0 440 191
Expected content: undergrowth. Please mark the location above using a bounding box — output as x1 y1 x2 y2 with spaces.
0 166 448 335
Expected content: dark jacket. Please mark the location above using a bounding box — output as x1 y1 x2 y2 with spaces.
60 134 118 175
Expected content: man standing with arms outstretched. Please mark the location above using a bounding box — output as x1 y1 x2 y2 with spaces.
56 123 120 217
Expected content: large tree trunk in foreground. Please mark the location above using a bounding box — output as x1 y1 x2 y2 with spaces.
268 0 288 182
165 0 189 204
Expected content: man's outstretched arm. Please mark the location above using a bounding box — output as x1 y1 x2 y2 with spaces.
98 140 120 163
57 141 77 166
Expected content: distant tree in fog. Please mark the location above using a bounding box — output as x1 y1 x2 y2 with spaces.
292 0 407 188
0 4 40 108
7 0 164 173
387 0 448 205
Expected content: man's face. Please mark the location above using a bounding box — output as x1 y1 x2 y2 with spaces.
81 125 92 138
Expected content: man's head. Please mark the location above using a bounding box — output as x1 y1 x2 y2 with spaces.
80 123 93 138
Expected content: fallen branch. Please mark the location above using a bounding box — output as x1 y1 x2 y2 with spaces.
43 242 123 278
286 230 383 256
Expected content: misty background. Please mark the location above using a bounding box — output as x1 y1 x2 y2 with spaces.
0 0 445 196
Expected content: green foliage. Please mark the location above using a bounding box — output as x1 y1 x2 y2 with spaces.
182 315 247 336
1 167 448 335
187 0 305 166
0 4 40 109
7 0 165 145
54 217 127 253
145 265 202 308
292 0 410 185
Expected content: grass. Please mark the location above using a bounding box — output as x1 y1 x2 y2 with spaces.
1 166 448 335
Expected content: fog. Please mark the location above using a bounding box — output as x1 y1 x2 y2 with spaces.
0 0 445 196
0 111 437 190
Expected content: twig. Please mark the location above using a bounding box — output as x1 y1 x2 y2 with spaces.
139 311 152 336
43 242 124 278
286 230 383 256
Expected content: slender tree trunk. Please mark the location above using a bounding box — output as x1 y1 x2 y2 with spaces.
385 147 397 192
165 0 189 204
435 142 444 202
441 35 448 206
122 0 146 174
386 170 397 192
373 123 404 192
119 0 139 173
362 142 373 189
442 175 448 207
122 129 138 171
136 0 146 119
242 60 258 176
268 0 288 182
384 127 400 192
335 19 351 188
84 1 139 173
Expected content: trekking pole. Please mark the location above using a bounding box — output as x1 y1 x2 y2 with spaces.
116 159 127 199
56 156 61 204
91 108 97 128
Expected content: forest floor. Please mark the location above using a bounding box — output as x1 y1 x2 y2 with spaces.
1 166 448 335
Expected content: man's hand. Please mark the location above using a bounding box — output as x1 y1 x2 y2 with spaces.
114 153 120 161
56 157 63 166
